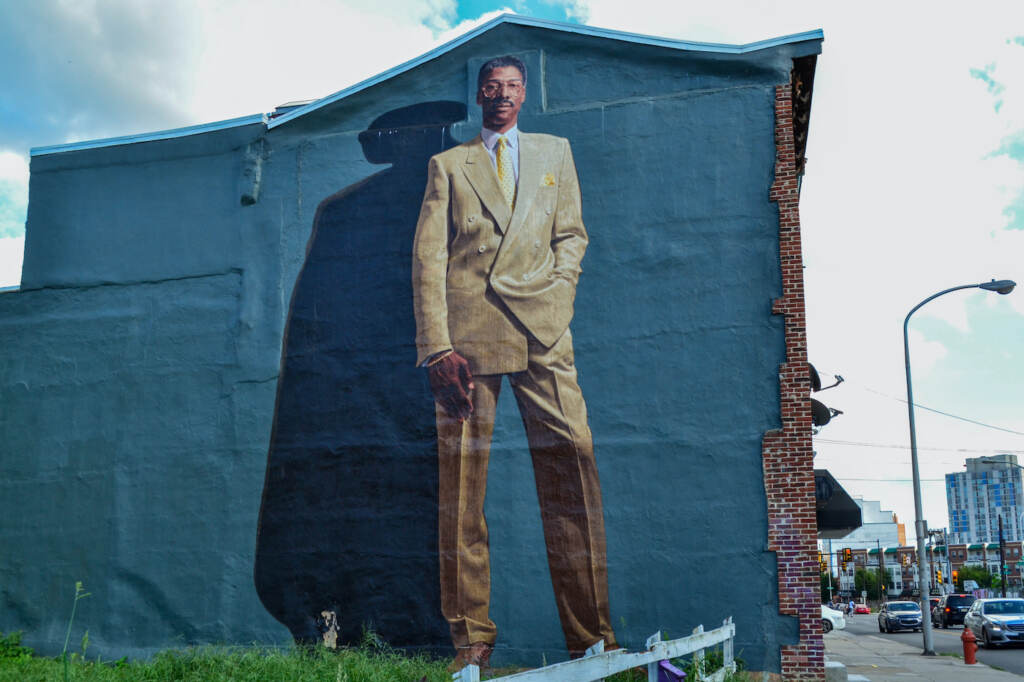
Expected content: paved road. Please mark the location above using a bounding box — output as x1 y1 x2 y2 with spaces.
843 614 1024 676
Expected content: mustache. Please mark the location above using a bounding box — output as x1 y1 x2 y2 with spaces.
483 97 514 107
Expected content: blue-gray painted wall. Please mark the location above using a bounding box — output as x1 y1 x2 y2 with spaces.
2 21 821 672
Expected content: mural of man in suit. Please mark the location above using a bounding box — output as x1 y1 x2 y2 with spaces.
412 55 616 669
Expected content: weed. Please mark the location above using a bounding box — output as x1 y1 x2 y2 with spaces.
672 645 746 681
61 581 90 682
0 632 33 662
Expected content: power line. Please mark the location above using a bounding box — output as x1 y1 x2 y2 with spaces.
814 369 1024 437
837 477 948 483
860 386 1024 437
814 437 1024 456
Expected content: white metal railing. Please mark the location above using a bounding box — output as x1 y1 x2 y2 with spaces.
452 618 736 682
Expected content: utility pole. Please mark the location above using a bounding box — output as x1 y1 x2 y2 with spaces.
932 529 952 596
827 538 834 601
877 539 885 602
926 532 933 593
944 530 952 595
1000 515 1007 598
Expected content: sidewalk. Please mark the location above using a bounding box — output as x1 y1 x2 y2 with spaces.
824 629 1021 681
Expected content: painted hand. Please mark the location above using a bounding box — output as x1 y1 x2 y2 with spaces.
428 351 474 421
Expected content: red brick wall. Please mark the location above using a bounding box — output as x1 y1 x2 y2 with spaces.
763 82 824 681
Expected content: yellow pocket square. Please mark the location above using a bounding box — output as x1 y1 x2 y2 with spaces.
541 173 556 187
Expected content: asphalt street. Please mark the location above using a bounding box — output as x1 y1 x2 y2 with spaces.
843 613 1024 677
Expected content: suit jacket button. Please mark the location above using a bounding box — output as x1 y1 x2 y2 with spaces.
533 240 541 248
468 215 476 223
545 208 552 215
522 273 531 281
477 244 487 253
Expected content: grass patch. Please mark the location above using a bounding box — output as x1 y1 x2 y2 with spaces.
0 643 454 681
0 639 753 682
939 651 963 659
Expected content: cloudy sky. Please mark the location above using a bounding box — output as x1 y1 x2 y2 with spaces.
2 0 1023 545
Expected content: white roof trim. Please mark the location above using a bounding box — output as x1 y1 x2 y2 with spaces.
268 13 823 130
30 113 268 157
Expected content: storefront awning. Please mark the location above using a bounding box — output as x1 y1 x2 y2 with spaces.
815 469 861 539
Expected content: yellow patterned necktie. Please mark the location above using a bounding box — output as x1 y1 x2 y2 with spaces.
496 136 516 208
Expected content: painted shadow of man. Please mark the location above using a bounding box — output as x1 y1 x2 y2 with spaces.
254 101 466 650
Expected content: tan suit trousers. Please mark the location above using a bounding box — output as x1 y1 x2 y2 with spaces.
436 330 615 655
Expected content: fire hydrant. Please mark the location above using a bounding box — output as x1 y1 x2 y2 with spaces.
961 627 978 665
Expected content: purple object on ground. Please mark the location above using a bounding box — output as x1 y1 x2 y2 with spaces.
658 659 686 681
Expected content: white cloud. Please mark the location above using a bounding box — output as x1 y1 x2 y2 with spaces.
906 330 948 376
0 236 24 287
188 1 458 123
0 151 29 239
541 0 590 21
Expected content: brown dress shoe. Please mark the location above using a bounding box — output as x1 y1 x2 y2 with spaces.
447 641 494 673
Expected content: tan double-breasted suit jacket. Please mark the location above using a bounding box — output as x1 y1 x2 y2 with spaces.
411 131 614 655
412 132 586 374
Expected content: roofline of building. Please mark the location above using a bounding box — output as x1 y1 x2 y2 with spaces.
268 14 823 130
30 114 268 158
29 15 823 157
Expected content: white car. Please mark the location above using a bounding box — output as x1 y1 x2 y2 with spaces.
964 598 1024 648
822 604 846 633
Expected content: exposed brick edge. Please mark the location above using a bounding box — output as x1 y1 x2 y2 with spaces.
764 82 824 681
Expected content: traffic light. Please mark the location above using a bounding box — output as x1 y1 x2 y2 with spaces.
936 569 942 583
843 548 852 562
953 570 959 584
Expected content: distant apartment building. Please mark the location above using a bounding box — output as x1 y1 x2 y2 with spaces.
819 497 905 595
829 542 1024 598
947 454 1024 544
822 497 905 555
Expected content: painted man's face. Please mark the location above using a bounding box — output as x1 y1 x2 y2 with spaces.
477 65 525 133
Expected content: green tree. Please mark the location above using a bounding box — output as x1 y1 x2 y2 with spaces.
821 571 837 602
854 568 882 601
956 564 994 590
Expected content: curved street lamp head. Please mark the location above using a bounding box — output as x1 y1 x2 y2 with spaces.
979 279 1016 295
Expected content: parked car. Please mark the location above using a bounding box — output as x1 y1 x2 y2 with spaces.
932 594 976 628
877 601 922 633
964 598 1024 648
854 603 871 614
821 604 846 633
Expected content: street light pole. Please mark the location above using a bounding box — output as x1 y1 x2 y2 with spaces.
904 279 1016 657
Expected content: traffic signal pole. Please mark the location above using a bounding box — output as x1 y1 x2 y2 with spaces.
1000 516 1007 598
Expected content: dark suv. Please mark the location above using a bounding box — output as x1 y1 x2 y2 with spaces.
932 594 976 628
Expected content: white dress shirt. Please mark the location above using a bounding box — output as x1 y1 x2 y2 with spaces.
481 125 520 185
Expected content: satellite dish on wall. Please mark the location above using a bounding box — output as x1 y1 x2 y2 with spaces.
809 363 843 427
811 398 834 427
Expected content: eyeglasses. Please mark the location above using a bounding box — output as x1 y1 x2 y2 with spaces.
480 80 524 98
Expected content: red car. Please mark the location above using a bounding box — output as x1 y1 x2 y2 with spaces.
854 604 870 614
